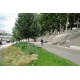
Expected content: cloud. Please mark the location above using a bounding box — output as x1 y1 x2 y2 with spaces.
0 13 18 34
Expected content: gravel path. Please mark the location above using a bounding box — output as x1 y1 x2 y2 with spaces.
0 43 12 50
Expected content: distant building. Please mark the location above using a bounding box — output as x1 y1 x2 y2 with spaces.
0 30 5 34
0 30 12 41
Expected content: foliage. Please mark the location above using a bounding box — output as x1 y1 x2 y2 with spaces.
13 42 78 66
39 13 80 35
13 13 41 40
13 13 80 39
39 13 67 34
14 42 38 55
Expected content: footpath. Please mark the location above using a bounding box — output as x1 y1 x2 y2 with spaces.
0 43 12 50
32 42 80 65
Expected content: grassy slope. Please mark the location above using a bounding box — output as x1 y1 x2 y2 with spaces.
0 45 38 66
34 48 78 66
14 42 78 66
0 50 4 66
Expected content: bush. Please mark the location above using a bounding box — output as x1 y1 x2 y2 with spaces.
14 42 38 55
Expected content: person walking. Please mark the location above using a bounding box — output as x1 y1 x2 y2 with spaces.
41 39 44 45
0 39 2 46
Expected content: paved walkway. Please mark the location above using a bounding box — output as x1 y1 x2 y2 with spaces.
0 43 12 50
32 42 80 65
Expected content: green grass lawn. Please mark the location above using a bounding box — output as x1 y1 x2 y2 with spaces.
14 42 78 66
34 48 78 66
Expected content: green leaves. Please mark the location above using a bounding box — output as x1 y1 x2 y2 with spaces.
13 13 41 40
39 13 67 33
13 13 80 40
39 13 80 34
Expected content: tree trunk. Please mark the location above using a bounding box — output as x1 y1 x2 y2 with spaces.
66 13 69 31
60 23 62 33
77 21 79 29
28 38 30 42
69 24 71 30
34 38 36 42
60 19 62 33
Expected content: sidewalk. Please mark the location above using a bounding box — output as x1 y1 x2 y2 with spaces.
31 42 80 65
0 43 12 50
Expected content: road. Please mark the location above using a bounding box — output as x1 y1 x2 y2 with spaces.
0 43 12 50
32 42 80 65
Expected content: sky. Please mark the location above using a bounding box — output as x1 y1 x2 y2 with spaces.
0 13 18 34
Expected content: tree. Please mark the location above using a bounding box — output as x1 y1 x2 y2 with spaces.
12 26 21 41
55 13 67 32
39 13 67 34
39 13 57 35
69 13 76 30
13 13 80 40
29 14 41 41
73 13 80 28
68 13 80 29
13 13 41 41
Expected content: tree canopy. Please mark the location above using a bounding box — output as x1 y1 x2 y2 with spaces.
13 13 41 41
13 13 80 41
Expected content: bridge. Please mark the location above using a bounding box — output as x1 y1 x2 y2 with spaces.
0 35 12 41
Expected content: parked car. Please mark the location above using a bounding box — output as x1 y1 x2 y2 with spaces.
6 40 10 43
0 40 2 46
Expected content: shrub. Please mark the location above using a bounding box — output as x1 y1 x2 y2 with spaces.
14 42 38 55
